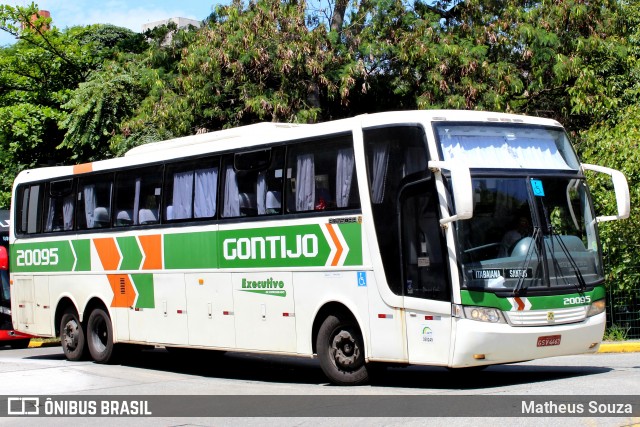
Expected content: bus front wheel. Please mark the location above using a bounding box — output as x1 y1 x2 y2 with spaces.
316 314 369 386
60 310 87 361
87 308 115 363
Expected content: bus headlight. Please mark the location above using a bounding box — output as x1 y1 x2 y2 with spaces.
452 304 506 323
586 299 606 317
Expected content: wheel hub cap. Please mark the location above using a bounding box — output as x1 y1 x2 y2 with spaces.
332 330 360 367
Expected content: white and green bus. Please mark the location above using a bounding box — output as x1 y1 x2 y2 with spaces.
9 110 629 385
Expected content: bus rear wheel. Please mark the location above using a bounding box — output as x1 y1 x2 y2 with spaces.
60 310 87 361
87 308 115 363
316 313 369 386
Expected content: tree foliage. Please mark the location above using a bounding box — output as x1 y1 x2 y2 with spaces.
0 3 149 204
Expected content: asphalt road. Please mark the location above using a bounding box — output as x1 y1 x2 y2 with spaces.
0 345 638 426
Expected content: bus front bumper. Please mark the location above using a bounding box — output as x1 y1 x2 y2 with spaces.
450 312 605 367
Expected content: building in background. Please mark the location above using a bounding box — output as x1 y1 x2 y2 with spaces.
21 9 51 32
142 17 201 45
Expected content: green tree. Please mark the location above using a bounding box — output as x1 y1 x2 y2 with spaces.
59 61 148 161
575 1 640 297
145 0 354 136
578 105 640 296
0 3 146 206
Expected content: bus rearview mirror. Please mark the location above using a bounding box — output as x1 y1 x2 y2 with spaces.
428 160 473 224
582 163 630 222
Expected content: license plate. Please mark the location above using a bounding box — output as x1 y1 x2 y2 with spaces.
537 334 561 347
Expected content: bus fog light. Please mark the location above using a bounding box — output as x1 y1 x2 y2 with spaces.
462 306 506 324
587 299 606 317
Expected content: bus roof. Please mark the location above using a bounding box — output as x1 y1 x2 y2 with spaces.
12 110 564 184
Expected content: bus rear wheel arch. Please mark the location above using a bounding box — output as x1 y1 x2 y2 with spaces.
316 312 369 386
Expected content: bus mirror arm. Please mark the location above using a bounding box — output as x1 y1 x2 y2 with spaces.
428 160 473 225
581 163 630 222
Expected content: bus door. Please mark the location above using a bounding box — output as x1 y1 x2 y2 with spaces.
399 178 453 365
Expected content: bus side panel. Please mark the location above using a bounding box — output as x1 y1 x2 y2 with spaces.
185 272 235 349
366 272 408 362
33 276 52 336
12 276 34 334
293 270 370 357
129 273 188 345
13 275 53 336
233 271 295 352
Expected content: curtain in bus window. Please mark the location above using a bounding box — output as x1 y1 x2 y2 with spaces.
296 153 315 211
83 185 96 228
133 178 141 225
336 148 354 208
257 172 267 215
172 171 193 219
194 167 217 218
223 165 240 217
442 136 571 170
371 143 389 204
63 196 74 230
45 199 55 232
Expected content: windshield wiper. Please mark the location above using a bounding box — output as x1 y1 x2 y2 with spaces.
548 231 587 292
513 226 541 296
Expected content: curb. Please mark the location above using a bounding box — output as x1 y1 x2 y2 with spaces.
28 339 61 348
598 342 640 353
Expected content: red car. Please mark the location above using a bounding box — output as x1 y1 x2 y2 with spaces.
0 211 33 349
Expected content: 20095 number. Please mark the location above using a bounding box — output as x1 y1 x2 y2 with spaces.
16 248 59 266
564 296 591 305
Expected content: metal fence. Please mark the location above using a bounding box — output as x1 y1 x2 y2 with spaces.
607 284 640 339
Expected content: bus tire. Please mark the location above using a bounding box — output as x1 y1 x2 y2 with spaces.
87 308 115 364
60 310 87 361
316 313 369 386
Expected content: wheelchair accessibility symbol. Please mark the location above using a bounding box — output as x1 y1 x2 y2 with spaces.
357 272 367 287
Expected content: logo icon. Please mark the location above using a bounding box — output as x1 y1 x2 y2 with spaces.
547 311 555 322
8 397 40 415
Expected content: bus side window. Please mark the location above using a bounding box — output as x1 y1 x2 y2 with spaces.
17 184 44 235
364 126 429 296
222 148 284 218
44 179 75 232
115 166 162 227
286 137 359 213
164 158 219 222
77 174 113 230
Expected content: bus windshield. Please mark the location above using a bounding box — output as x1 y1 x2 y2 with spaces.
455 176 602 293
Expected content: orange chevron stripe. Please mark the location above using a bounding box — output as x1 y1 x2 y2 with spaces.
514 297 525 311
139 234 162 270
325 224 343 267
93 237 121 271
108 274 136 308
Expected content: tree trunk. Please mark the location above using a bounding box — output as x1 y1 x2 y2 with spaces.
330 0 349 34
